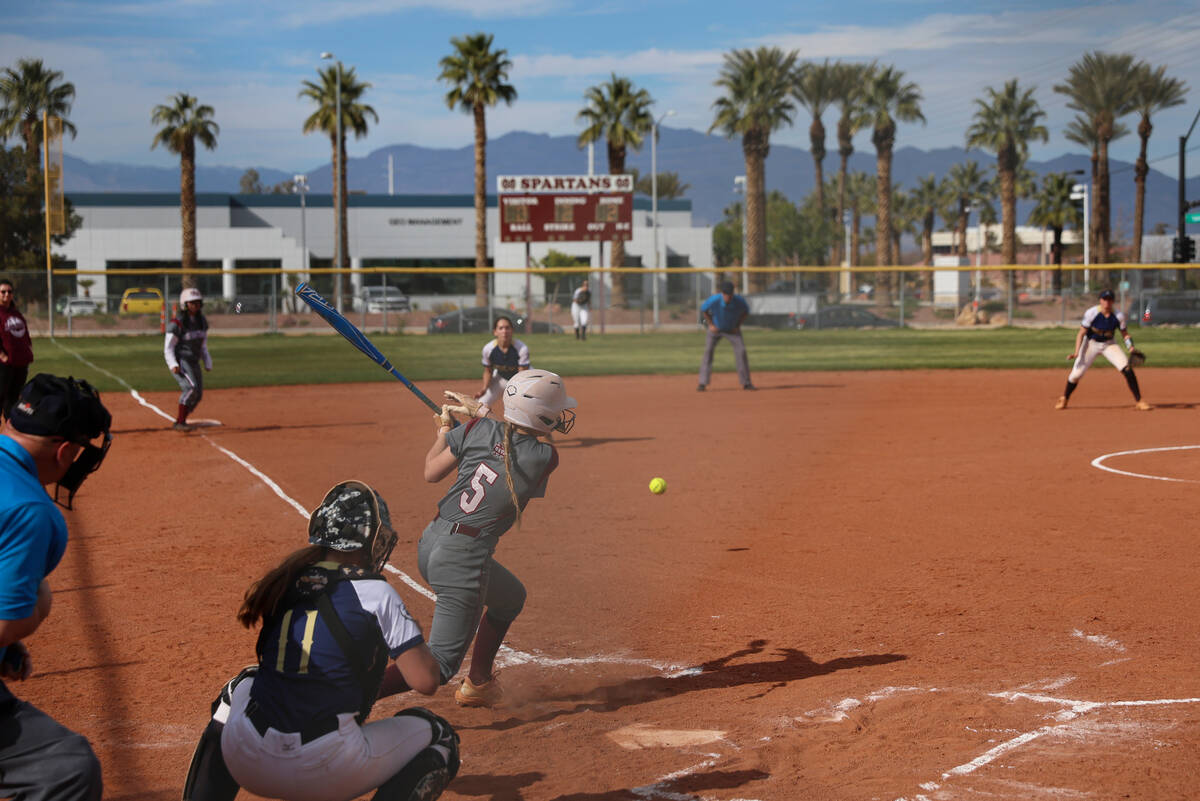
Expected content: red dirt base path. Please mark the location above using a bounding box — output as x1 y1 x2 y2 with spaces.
15 368 1200 800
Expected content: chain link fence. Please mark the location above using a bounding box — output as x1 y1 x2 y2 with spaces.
5 264 1195 337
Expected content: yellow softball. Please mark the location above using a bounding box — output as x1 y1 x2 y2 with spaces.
648 477 667 495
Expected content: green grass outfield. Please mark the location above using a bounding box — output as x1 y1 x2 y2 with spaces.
35 327 1200 393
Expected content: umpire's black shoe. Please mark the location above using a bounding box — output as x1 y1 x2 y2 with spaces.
743 383 757 391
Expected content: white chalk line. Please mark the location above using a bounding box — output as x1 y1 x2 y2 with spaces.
890 686 1200 800
1091 445 1200 483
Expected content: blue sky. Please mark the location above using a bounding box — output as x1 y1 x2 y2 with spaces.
4 0 1200 176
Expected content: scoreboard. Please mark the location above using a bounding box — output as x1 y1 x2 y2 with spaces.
497 174 633 243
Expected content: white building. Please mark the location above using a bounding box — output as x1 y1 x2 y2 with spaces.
58 192 713 306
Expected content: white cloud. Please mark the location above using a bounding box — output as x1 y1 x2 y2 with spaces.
276 0 566 27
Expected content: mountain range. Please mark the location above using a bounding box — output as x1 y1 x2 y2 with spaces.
62 126 1199 235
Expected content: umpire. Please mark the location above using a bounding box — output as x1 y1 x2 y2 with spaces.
0 374 112 801
698 280 755 391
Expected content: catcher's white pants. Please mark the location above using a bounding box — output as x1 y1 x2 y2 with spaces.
220 677 433 801
571 303 589 329
1069 339 1129 382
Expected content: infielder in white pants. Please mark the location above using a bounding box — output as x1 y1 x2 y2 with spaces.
571 280 591 341
1056 289 1151 411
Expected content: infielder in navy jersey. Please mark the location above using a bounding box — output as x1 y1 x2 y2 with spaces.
475 316 530 411
183 481 460 801
1056 289 1152 411
420 370 577 708
165 287 212 431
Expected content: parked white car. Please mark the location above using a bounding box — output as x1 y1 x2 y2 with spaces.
355 286 410 313
58 297 101 317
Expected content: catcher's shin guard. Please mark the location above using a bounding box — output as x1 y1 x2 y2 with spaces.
182 719 239 801
182 667 256 801
372 708 460 801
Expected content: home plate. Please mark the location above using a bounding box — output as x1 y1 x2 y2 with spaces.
607 723 726 750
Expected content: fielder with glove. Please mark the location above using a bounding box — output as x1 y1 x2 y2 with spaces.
1056 289 1152 411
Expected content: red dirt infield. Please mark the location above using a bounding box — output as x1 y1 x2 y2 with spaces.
15 368 1200 800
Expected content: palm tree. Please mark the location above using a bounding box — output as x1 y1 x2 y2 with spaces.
1028 172 1084 295
847 171 875 270
793 59 839 267
439 33 516 307
1130 63 1187 263
0 58 76 183
1063 113 1130 260
1054 52 1140 263
151 93 219 286
577 74 653 309
860 65 924 303
300 64 377 296
710 46 798 291
965 79 1048 266
946 161 991 259
831 62 871 268
890 186 916 267
910 174 941 265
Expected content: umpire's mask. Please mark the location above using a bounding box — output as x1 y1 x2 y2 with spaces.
308 480 398 573
9 374 113 509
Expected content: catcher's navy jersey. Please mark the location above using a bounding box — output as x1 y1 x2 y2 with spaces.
1080 305 1127 342
249 563 423 731
481 338 529 381
436 417 557 537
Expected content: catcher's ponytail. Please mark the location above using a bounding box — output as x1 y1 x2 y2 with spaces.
502 421 521 530
237 545 325 628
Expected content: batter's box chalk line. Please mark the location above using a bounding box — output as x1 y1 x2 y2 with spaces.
1091 445 1200 483
886 685 1200 801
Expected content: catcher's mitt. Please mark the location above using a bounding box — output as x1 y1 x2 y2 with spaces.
443 390 486 418
1128 348 1146 368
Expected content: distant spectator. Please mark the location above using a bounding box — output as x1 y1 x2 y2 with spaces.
0 279 34 421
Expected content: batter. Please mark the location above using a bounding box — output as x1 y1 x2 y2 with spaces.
418 370 576 708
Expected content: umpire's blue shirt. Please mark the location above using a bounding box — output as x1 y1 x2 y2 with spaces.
0 435 68 665
701 293 750 332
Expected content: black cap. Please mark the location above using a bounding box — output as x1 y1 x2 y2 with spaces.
720 281 735 294
1098 289 1115 300
8 374 111 442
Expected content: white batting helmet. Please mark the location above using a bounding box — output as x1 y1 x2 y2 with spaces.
180 288 203 305
502 370 577 434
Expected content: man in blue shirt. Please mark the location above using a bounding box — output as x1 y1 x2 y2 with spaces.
698 281 754 391
0 374 112 801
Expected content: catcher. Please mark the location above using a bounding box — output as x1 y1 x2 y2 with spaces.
1056 289 1151 411
182 481 459 801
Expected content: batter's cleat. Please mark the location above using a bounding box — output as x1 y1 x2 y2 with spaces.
1134 400 1153 411
696 384 706 392
1054 396 1068 410
455 675 503 708
743 383 757 391
173 422 193 431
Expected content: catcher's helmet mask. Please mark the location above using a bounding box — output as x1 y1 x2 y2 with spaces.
502 371 577 435
308 480 398 572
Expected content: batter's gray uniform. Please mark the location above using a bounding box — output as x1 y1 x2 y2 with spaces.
417 417 558 682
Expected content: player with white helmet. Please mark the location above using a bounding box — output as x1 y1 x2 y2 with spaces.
417 370 576 708
164 287 212 431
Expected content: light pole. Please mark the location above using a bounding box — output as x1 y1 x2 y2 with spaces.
651 109 675 327
1070 181 1089 291
294 174 309 279
321 52 343 311
842 209 851 301
967 202 982 308
733 175 747 293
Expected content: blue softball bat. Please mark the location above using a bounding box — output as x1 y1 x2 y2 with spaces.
295 282 444 415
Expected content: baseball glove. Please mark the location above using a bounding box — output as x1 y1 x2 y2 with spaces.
444 390 486 418
1128 348 1146 368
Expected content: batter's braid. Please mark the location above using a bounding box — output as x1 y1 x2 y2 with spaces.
502 422 522 530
